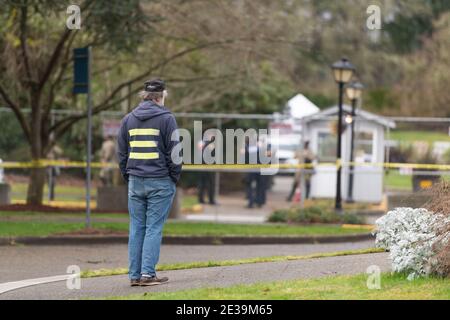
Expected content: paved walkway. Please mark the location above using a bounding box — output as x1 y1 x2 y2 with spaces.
184 177 293 223
0 176 387 299
0 241 376 282
0 252 390 299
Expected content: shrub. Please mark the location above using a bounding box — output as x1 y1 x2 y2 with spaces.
424 181 450 277
267 210 289 223
342 213 365 225
294 206 335 224
268 206 365 225
375 207 440 280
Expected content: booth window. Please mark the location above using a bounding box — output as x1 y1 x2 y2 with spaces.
354 131 374 162
317 132 337 162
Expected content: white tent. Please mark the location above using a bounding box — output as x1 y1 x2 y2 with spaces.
285 94 320 119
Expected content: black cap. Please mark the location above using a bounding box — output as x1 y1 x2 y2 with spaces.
144 79 165 92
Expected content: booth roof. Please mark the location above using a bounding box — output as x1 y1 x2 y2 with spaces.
285 94 320 119
301 104 396 129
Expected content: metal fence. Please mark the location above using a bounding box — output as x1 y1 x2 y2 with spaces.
0 106 449 209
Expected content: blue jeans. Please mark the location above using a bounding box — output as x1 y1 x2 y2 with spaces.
128 176 176 280
246 173 264 207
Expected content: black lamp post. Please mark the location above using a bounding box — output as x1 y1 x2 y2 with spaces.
331 58 355 211
345 81 364 203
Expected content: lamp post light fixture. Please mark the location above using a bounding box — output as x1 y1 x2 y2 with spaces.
344 113 354 125
345 81 364 203
331 58 355 211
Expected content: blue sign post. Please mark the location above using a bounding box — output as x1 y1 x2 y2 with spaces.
73 47 92 228
73 48 89 94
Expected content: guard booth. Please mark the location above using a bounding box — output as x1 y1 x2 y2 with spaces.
302 105 395 203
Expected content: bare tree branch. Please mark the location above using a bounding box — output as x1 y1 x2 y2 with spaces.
0 84 31 143
37 0 94 91
48 72 243 148
49 39 242 135
42 30 79 123
37 29 72 91
19 3 33 84
48 85 141 150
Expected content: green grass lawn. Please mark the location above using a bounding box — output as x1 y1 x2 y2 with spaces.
390 130 450 144
384 170 412 191
9 182 198 209
387 130 450 191
10 183 97 202
0 221 128 237
0 211 127 219
163 222 370 236
0 220 370 238
384 170 450 191
105 273 450 300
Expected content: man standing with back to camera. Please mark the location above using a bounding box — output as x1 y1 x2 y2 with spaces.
117 79 181 287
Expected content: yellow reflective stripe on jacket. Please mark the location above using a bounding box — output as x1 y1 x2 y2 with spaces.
130 141 157 148
129 128 160 136
129 152 159 160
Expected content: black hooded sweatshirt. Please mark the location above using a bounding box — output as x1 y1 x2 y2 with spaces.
117 100 181 183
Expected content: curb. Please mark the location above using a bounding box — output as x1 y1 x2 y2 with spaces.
0 233 374 246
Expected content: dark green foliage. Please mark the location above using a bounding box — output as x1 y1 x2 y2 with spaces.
429 0 450 17
203 72 294 116
384 0 450 54
268 206 366 225
2 0 158 52
0 113 28 161
86 0 159 52
58 117 104 162
341 213 365 225
365 88 399 113
304 93 335 110
385 14 433 54
267 210 288 223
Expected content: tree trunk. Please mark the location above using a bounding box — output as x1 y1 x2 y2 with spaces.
26 165 46 205
26 92 46 206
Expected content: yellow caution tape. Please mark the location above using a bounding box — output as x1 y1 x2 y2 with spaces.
0 160 449 171
0 160 117 169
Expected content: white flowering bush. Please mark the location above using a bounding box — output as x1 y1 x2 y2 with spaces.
375 207 443 280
